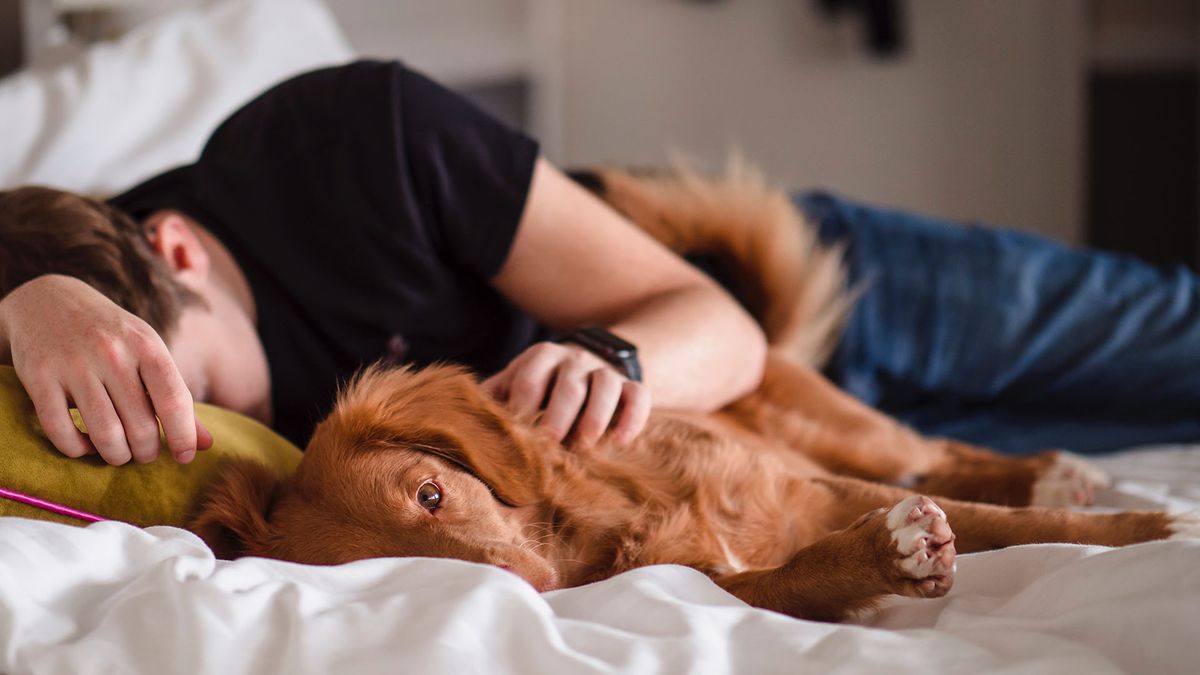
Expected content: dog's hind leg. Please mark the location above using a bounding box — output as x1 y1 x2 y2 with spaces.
904 441 1113 508
809 477 1189 553
715 494 957 622
720 479 1194 622
724 354 1111 507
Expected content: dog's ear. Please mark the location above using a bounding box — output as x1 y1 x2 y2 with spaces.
189 458 281 559
333 364 550 507
405 402 546 508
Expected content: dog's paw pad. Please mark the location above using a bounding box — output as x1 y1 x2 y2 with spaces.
886 495 956 597
1169 512 1200 540
1032 452 1112 507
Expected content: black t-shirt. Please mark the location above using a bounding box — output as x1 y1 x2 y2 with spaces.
110 60 544 446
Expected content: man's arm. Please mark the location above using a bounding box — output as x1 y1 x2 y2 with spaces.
485 158 767 446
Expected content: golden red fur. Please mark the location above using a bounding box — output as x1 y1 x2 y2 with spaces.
191 167 1193 622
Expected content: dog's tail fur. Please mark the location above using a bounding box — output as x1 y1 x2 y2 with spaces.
570 161 853 368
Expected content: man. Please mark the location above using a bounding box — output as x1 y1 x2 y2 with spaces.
0 60 767 466
6 60 1200 463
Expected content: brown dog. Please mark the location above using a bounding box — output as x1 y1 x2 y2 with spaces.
191 166 1199 622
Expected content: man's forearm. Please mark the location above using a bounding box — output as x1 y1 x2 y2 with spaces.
611 282 766 412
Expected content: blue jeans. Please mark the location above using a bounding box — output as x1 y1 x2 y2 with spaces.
798 191 1200 455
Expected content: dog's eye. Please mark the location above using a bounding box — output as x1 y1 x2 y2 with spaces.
416 481 442 512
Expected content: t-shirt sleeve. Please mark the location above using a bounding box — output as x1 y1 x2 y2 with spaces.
392 65 540 278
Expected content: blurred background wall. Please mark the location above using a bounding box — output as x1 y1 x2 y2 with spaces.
5 0 1199 261
324 0 1197 258
327 0 1090 243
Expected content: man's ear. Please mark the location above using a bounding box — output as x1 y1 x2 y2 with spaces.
145 210 210 281
189 458 280 560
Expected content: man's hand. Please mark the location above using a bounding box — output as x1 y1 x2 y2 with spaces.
482 341 650 449
0 275 213 465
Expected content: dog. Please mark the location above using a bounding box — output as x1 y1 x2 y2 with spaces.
191 165 1200 622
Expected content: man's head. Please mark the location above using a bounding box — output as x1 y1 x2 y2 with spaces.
0 186 200 337
0 186 271 424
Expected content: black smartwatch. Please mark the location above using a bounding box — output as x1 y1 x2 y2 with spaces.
562 326 643 382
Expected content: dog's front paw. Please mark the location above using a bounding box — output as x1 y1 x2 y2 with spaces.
886 495 956 598
1031 451 1112 507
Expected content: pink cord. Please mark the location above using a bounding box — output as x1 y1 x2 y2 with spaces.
0 486 109 523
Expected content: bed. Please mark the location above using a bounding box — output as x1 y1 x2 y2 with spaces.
0 447 1196 674
1 1 1198 673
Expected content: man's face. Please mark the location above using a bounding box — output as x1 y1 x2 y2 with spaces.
149 210 273 426
166 282 272 425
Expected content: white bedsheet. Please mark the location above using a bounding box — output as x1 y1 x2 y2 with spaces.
2 447 1198 675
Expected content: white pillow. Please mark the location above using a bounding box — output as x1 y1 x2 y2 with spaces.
0 0 355 195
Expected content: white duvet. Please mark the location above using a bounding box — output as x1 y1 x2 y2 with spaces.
2 448 1198 674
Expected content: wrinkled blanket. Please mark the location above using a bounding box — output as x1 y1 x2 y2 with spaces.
2 446 1198 674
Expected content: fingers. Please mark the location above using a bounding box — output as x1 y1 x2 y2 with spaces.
572 369 624 448
62 332 201 465
196 419 214 451
106 371 163 464
486 342 652 448
25 378 94 459
479 371 506 400
611 380 651 445
540 358 594 441
505 344 563 417
32 368 207 466
547 366 649 447
71 374 132 466
139 347 199 462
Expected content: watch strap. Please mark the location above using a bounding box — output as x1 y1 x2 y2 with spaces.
562 326 642 382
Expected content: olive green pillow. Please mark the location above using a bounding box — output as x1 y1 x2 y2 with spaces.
0 366 301 528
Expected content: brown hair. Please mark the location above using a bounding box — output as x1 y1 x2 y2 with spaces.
0 186 201 336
